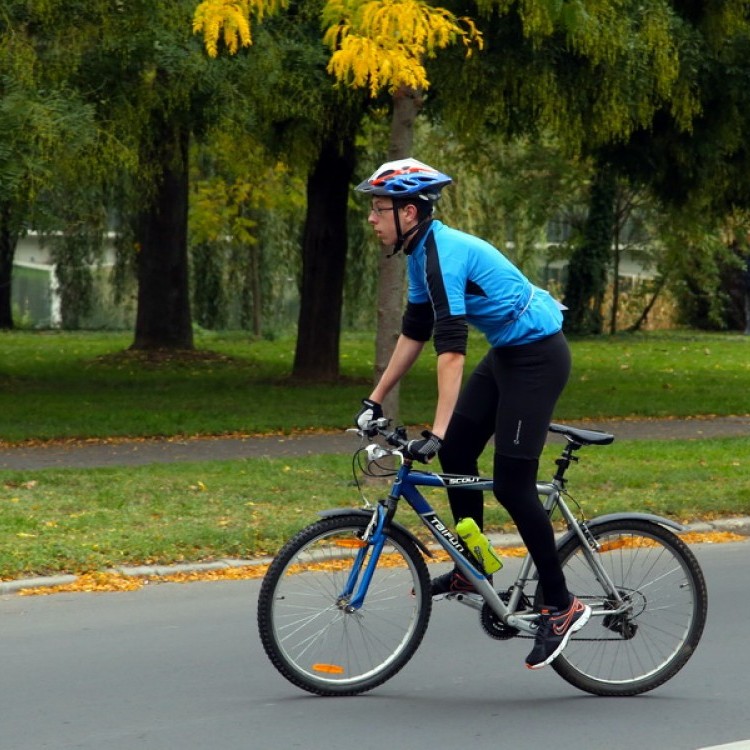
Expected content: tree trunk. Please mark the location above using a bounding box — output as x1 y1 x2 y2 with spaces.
292 124 357 381
131 119 193 350
610 185 638 335
374 87 423 421
609 236 621 335
250 240 262 338
374 248 405 413
628 271 669 332
0 202 17 330
563 163 616 335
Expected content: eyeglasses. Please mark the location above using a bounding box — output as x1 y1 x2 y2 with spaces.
370 204 398 217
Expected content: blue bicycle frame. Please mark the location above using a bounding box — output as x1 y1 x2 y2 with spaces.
330 461 685 632
336 459 543 634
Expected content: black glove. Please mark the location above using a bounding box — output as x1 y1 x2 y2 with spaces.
405 430 443 463
355 398 383 435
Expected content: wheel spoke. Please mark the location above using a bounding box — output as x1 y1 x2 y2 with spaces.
257 516 432 695
553 520 707 696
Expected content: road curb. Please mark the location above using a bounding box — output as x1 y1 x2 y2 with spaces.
3 516 749 596
0 556 279 596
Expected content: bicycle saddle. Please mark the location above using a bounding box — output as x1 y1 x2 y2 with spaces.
548 423 614 446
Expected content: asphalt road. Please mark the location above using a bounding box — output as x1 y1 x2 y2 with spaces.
1 541 748 750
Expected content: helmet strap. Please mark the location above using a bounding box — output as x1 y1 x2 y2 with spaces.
388 208 432 257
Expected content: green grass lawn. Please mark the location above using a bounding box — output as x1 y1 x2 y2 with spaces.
1 435 749 580
1 328 749 581
0 328 749 443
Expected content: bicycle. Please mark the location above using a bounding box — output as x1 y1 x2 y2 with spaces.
257 421 708 697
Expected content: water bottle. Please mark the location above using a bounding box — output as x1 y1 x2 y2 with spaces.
456 517 503 574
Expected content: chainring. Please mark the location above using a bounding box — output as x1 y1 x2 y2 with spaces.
480 590 531 640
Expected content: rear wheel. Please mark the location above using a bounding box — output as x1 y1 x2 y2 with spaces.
552 518 707 696
257 514 432 696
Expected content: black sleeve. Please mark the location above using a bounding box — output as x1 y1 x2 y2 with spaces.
422 231 468 355
434 315 468 355
401 301 434 342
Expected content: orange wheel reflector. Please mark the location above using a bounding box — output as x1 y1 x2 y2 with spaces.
312 663 345 675
335 539 367 548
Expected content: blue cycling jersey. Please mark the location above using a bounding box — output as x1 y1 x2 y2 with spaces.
406 221 563 351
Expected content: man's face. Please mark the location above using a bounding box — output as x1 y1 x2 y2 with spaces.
368 198 404 247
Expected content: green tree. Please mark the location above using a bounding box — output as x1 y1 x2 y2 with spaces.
0 12 97 330
320 0 481 399
426 0 705 334
2 0 248 345
195 0 481 388
667 212 749 330
196 0 369 379
598 4 750 330
87 1 231 350
292 107 361 380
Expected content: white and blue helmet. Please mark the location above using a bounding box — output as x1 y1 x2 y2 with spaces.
356 158 452 202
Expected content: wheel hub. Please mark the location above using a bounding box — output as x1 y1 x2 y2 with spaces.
602 589 645 640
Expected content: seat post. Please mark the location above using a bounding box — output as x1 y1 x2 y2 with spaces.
553 441 580 484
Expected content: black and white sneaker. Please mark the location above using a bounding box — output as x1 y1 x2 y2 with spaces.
525 596 591 669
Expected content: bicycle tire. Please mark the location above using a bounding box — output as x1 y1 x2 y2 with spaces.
257 514 432 696
551 518 707 696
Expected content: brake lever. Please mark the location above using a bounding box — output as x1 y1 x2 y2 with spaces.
365 444 390 462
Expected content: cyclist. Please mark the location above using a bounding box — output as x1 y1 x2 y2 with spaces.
353 158 590 669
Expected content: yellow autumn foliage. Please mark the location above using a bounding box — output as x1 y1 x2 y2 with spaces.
323 0 483 95
17 530 740 595
193 0 287 57
193 0 481 95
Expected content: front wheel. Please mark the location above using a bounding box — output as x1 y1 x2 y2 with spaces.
552 518 708 696
257 514 432 696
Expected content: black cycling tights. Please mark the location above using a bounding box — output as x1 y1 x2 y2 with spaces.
493 454 567 608
440 435 568 609
438 332 571 609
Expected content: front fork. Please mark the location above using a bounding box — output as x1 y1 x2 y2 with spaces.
339 502 391 611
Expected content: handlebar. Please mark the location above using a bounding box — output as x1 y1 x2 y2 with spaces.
360 419 409 447
349 420 413 468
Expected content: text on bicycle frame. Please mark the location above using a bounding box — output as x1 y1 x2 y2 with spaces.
422 512 467 556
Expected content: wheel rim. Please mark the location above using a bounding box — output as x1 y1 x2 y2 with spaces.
269 527 425 688
558 527 701 686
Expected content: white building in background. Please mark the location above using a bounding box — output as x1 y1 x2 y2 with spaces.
12 232 129 329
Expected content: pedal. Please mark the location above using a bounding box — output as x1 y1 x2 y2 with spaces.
451 591 484 611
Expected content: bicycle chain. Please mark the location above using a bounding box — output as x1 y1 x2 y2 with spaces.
480 592 637 642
